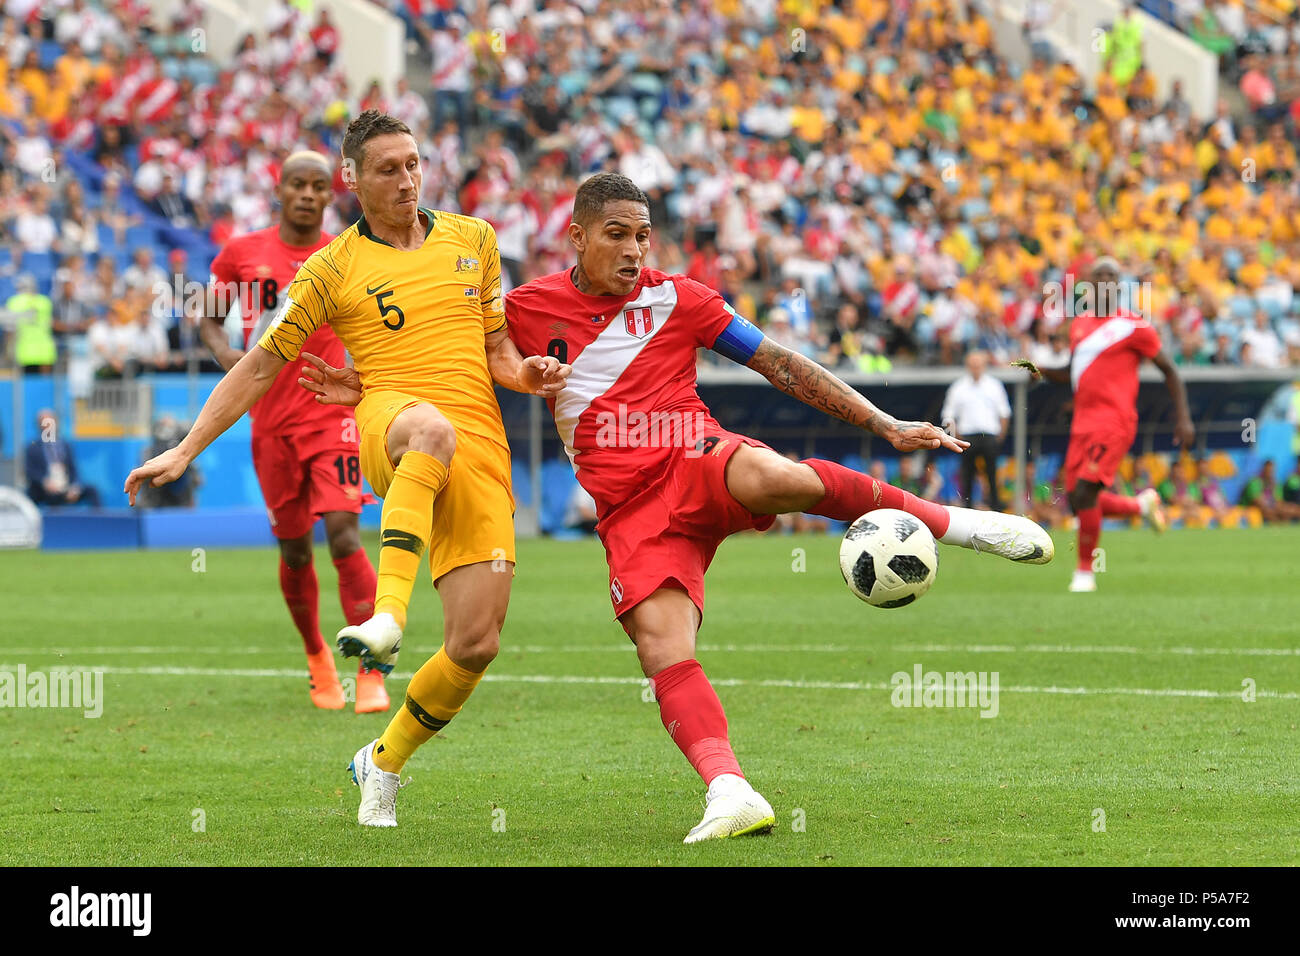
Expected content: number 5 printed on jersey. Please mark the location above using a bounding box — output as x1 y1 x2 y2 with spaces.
375 288 405 330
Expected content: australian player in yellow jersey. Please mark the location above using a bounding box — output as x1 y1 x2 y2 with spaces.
125 111 571 828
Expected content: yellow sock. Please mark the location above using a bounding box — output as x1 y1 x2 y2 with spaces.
375 451 449 629
372 648 485 772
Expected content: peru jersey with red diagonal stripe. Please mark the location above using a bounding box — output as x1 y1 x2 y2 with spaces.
505 268 735 516
210 225 344 438
1068 309 1161 435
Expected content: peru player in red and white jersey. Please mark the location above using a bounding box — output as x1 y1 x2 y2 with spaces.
199 151 388 713
1024 257 1194 592
302 173 1055 843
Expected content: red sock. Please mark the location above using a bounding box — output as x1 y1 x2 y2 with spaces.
1075 506 1101 572
333 548 378 626
279 560 323 655
802 458 951 537
650 659 743 786
1098 491 1141 516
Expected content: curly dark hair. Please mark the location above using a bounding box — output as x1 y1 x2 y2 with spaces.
572 172 650 226
341 110 413 174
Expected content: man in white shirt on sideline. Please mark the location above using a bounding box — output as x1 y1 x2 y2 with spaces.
941 349 1012 511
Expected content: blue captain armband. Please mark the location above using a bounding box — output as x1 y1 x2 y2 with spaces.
710 311 765 364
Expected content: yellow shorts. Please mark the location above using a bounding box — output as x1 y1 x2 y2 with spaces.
357 390 516 582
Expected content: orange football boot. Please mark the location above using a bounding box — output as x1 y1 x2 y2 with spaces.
355 665 390 714
306 647 346 710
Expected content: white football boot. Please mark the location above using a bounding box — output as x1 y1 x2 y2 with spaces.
348 738 406 828
1138 488 1167 533
1068 569 1098 592
683 774 776 844
942 507 1054 564
337 612 403 675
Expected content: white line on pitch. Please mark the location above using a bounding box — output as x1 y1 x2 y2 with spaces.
2 663 1294 701
6 642 1296 657
894 643 1299 657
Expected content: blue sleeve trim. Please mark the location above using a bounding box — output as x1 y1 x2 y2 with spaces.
711 311 765 365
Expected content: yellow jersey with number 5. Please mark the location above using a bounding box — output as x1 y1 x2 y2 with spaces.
258 206 507 444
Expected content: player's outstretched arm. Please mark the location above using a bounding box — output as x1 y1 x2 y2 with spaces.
485 328 572 396
124 345 285 504
1010 358 1070 384
746 338 968 453
1151 350 1195 447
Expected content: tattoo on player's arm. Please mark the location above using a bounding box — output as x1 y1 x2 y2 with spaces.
747 339 890 435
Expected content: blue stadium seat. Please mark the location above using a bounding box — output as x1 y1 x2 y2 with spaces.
1228 295 1255 320
19 252 57 294
1257 296 1287 320
0 246 11 269
0 276 16 302
539 458 579 535
125 224 158 249
511 462 533 508
39 41 63 71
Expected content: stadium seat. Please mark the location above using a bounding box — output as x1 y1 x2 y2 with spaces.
627 73 664 99
539 459 579 535
39 40 63 70
1258 296 1287 320
1227 295 1255 320
511 462 533 508
125 225 158 249
18 252 57 294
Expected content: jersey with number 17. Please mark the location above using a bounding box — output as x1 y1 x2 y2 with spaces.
1068 309 1162 437
209 226 343 437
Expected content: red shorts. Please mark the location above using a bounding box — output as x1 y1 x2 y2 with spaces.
596 429 776 622
1063 428 1135 492
251 427 366 539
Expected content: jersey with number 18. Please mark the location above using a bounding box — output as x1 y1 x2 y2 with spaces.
209 225 339 437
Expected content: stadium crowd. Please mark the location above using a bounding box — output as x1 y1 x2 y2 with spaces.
0 0 1298 382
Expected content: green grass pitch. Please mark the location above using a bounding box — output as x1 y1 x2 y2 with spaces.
2 527 1297 866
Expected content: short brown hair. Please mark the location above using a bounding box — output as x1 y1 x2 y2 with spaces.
572 172 650 226
341 109 413 173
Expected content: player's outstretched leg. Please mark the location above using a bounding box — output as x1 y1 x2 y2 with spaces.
764 454 1054 564
1125 488 1166 532
279 535 345 710
629 590 775 844
1097 487 1156 529
327 514 390 713
349 562 505 827
1068 480 1103 592
338 404 454 674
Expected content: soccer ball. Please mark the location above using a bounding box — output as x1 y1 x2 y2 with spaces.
838 509 938 608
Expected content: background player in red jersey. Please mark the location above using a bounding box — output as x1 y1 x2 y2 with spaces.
1018 257 1194 592
200 151 388 712
300 172 1056 843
